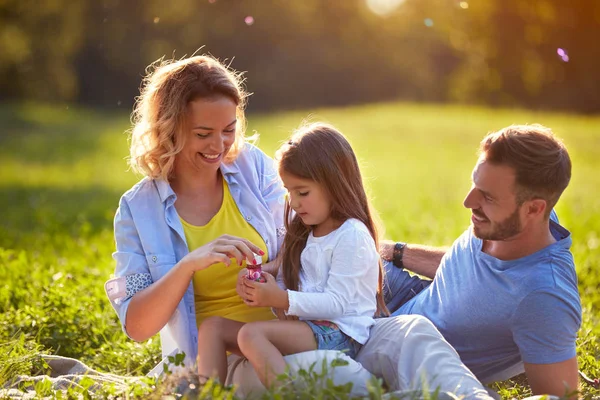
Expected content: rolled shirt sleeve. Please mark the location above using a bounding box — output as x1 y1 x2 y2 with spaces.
105 196 153 337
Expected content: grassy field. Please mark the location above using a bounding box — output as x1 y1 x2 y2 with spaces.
1 101 599 399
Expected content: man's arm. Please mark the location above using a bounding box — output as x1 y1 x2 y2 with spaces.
380 240 448 279
515 288 581 399
524 358 579 398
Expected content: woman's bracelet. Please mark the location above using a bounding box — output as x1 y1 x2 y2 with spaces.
393 242 407 269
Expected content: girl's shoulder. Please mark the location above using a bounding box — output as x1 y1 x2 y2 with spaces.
328 219 377 256
334 218 374 243
339 218 371 233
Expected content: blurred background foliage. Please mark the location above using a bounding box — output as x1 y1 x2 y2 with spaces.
1 2 599 397
1 0 599 113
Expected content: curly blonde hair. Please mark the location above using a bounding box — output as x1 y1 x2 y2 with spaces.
129 55 249 180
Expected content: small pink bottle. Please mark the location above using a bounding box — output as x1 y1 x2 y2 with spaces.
246 253 266 283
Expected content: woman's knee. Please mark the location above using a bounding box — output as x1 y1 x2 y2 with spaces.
198 316 229 336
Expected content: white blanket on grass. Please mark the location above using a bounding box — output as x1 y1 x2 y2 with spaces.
1 355 143 399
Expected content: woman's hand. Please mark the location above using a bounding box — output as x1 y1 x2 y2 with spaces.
180 234 263 273
242 272 289 310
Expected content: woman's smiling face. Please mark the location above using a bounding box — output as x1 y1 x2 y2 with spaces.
175 96 238 175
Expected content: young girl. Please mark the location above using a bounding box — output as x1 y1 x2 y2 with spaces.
195 122 387 386
236 122 389 387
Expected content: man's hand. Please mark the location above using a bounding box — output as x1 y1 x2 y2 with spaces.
524 357 579 398
379 240 396 261
242 272 289 309
380 241 447 279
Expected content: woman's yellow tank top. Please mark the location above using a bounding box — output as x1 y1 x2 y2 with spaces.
180 179 275 327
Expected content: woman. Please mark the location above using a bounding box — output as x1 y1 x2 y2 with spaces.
105 54 491 398
105 54 286 372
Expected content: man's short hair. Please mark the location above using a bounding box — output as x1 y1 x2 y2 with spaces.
480 124 571 217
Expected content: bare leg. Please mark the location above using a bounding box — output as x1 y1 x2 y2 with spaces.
237 320 317 388
197 317 245 383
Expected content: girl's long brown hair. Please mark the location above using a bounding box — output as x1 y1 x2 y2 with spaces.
276 123 389 316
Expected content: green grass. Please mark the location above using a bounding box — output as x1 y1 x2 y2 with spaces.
1 101 599 399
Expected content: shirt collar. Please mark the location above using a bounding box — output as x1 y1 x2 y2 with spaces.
154 162 241 204
220 161 242 188
154 179 175 204
220 160 238 178
550 219 571 242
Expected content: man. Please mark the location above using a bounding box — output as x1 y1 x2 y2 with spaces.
381 124 581 398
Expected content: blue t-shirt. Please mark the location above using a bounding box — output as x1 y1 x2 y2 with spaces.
398 218 581 382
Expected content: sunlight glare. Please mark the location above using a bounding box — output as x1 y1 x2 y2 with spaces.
366 0 406 16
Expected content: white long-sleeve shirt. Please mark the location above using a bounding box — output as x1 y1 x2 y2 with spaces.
281 218 379 344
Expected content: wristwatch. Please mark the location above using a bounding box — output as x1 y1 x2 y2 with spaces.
393 242 407 269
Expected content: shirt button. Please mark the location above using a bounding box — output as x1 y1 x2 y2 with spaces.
152 256 157 263
246 216 251 221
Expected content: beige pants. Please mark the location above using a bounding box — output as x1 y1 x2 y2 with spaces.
227 315 492 399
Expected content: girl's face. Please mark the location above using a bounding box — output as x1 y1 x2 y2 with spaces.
280 171 340 237
175 96 237 176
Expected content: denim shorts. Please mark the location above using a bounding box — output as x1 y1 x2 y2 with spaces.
305 320 362 359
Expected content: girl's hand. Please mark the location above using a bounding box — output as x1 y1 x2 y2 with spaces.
272 307 298 321
243 272 289 309
180 234 263 273
272 307 286 320
236 268 248 299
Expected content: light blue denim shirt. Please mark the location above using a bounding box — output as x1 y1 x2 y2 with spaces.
105 144 286 368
